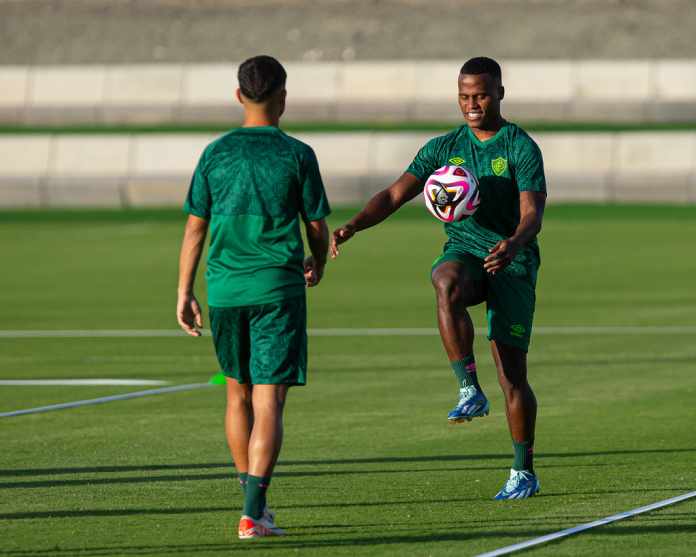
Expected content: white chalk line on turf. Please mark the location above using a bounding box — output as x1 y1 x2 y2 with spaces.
475 490 696 557
0 379 169 386
0 326 695 339
0 382 212 418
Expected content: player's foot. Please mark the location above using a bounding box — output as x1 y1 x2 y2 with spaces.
261 507 284 534
263 506 275 524
238 514 285 539
447 386 489 423
494 468 540 500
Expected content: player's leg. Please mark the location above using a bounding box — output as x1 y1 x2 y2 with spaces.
486 266 540 499
247 384 288 475
225 378 253 494
432 260 483 358
210 306 252 494
491 341 538 467
431 255 488 422
490 340 540 499
242 384 289 521
238 296 306 538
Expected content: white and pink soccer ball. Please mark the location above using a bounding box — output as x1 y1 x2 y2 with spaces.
423 165 480 223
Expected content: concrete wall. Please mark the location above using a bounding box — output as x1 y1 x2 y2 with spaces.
3 60 696 124
2 131 695 208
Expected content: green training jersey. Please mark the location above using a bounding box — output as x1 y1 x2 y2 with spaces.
407 122 546 271
184 126 331 307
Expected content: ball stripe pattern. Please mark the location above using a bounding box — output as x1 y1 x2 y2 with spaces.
423 165 480 223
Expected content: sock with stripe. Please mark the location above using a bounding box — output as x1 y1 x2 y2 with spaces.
243 475 271 520
512 440 534 473
238 471 248 495
451 355 481 391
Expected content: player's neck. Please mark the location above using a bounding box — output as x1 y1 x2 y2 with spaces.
242 110 280 128
469 117 506 141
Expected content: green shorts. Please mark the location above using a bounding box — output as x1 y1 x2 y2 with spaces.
432 246 539 352
209 295 307 385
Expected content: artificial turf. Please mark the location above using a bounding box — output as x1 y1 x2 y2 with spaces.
0 205 695 556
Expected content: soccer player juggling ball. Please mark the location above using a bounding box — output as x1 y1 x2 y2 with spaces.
331 57 547 499
176 56 331 538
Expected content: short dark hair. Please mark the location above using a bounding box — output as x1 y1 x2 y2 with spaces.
460 57 502 81
238 55 287 102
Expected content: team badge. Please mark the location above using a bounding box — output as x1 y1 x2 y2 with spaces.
510 324 526 337
491 157 508 176
449 156 465 165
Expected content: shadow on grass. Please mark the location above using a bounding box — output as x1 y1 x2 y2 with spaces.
0 529 555 556
0 495 485 521
2 447 694 478
2 524 696 556
0 460 621 490
2 489 694 522
0 464 524 490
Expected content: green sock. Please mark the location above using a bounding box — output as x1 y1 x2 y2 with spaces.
238 472 248 495
451 355 480 390
512 440 534 473
243 475 271 520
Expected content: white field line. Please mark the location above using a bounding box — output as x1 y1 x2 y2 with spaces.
0 379 169 386
475 490 696 557
0 329 187 338
0 326 695 339
0 383 212 418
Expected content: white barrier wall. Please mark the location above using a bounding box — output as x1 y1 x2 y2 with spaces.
3 60 696 124
1 131 696 207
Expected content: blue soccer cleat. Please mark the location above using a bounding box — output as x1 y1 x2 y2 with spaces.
494 468 541 500
447 386 490 423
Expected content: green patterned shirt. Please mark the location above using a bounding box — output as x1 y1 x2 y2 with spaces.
407 122 546 273
184 126 331 307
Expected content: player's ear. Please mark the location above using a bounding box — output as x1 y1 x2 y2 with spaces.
278 88 287 117
235 88 244 105
498 85 505 101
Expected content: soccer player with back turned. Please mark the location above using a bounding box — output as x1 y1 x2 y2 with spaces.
332 57 546 499
176 56 331 537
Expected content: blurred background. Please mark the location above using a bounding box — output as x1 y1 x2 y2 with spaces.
2 0 696 208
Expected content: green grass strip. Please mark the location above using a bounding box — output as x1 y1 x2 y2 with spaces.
1 204 695 224
3 121 696 134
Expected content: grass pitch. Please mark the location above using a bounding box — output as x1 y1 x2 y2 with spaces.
1 205 695 556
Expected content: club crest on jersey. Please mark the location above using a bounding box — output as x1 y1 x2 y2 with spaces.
449 156 466 165
491 157 508 176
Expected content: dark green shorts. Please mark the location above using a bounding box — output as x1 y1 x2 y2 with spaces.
209 296 307 385
432 247 539 352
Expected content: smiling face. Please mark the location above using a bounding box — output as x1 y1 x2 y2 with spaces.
458 72 504 133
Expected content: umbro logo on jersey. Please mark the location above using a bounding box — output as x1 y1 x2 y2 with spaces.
449 156 466 165
491 157 508 176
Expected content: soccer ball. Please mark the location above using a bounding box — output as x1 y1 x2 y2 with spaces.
423 165 480 223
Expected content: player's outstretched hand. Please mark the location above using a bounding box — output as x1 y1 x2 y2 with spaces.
484 238 520 275
330 224 356 258
177 293 203 337
304 256 324 287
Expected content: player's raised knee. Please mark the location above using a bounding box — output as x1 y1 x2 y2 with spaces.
431 268 460 301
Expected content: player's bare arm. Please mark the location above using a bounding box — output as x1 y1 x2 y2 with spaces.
484 191 546 275
304 218 329 287
177 214 209 336
330 172 423 257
